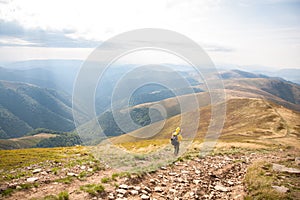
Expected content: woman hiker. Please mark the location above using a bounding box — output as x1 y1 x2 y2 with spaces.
171 127 182 156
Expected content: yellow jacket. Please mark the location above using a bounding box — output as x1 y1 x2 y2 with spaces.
172 131 182 142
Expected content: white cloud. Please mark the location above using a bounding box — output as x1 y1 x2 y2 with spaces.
0 37 39 46
0 0 299 68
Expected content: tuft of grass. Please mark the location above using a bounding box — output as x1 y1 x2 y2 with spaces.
1 188 13 196
43 195 58 200
111 173 119 181
3 171 29 181
111 171 131 180
51 167 60 175
58 191 69 200
19 182 39 190
133 154 146 160
101 177 111 183
55 176 73 184
78 171 88 180
40 191 69 200
244 161 292 200
80 183 105 196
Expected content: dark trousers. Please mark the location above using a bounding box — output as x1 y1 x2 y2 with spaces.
174 143 179 155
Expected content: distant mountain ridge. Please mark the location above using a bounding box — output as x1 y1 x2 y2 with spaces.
0 61 299 143
219 69 269 79
0 80 86 139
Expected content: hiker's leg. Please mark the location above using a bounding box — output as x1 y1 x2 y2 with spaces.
175 144 179 155
173 145 176 155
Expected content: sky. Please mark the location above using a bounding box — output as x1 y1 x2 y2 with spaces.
0 0 299 69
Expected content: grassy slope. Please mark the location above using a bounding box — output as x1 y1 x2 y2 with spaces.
0 80 87 139
0 133 56 150
108 98 300 148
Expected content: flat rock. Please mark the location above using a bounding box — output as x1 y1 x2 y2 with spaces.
134 186 141 191
150 179 156 184
181 170 189 174
130 190 139 195
27 177 39 183
272 185 289 193
119 184 129 189
141 190 148 194
32 168 42 174
214 184 228 192
295 157 300 166
116 188 127 195
154 186 163 192
169 188 177 193
87 168 93 172
273 163 300 174
141 194 150 200
227 180 234 186
144 186 151 193
67 172 77 176
16 185 22 190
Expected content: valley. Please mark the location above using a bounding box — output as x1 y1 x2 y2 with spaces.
0 64 299 199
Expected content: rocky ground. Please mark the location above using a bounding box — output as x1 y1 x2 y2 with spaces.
1 148 299 200
109 153 300 200
109 154 252 200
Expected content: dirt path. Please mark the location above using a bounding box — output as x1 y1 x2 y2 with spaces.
108 153 262 200
2 149 298 200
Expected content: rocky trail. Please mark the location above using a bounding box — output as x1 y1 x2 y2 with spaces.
2 148 299 200
109 154 253 200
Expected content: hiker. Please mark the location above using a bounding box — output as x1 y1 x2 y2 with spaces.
171 127 182 156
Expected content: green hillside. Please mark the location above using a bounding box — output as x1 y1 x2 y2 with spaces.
0 81 86 139
78 76 300 145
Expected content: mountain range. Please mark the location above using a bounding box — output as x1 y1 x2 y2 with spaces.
0 60 299 149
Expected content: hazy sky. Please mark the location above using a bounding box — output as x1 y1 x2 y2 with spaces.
0 0 299 69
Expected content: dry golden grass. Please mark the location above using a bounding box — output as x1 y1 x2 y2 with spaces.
108 98 300 151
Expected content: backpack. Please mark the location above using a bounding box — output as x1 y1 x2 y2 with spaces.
171 135 179 145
